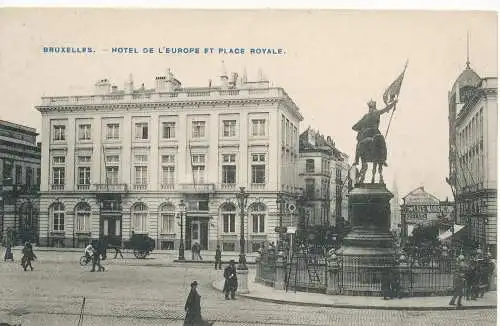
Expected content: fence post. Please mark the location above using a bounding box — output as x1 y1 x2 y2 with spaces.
255 254 261 283
274 252 286 290
326 250 341 294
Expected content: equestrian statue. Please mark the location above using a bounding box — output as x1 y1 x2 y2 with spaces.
352 98 397 185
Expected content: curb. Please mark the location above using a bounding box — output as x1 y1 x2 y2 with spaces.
174 259 256 265
211 281 497 311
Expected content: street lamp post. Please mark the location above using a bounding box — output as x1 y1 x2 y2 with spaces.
236 187 249 270
276 193 285 251
177 200 186 261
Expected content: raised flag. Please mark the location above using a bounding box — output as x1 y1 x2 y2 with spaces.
383 61 408 105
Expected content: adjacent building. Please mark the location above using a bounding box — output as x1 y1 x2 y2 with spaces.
298 127 350 228
447 59 497 253
0 120 41 245
35 66 303 251
400 186 454 239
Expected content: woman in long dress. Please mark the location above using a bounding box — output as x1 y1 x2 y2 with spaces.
184 281 214 326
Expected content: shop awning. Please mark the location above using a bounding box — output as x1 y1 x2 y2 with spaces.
438 224 465 241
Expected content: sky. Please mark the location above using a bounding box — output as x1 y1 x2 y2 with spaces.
0 9 497 201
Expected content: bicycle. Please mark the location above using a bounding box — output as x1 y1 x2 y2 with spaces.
80 254 92 266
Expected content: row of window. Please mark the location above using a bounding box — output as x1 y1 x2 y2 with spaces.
49 202 267 234
50 153 267 188
2 160 40 186
305 158 332 174
52 119 268 142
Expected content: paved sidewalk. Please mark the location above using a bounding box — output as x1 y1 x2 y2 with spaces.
212 269 497 311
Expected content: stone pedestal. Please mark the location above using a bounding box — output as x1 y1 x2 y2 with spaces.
274 253 286 290
339 183 395 295
236 269 249 294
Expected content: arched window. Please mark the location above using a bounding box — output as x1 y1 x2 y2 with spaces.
250 203 266 233
50 202 65 231
221 203 236 233
160 203 175 234
75 203 91 232
132 203 148 233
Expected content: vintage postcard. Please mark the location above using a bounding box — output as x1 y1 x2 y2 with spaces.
0 8 497 326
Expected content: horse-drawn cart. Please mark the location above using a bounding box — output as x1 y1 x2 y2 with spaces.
123 234 155 259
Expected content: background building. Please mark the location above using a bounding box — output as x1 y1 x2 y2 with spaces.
298 127 350 229
448 59 497 254
401 186 454 240
0 120 41 245
36 66 304 251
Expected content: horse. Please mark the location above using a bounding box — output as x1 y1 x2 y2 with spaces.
355 133 387 184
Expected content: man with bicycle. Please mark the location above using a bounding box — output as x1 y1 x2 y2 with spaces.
84 242 94 264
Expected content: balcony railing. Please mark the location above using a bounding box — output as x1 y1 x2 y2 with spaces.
77 184 91 191
179 183 215 193
133 184 147 191
0 184 40 193
219 183 237 191
95 184 128 193
51 184 65 191
161 184 176 190
250 183 266 191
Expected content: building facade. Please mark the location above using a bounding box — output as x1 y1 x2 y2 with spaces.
298 127 350 228
36 67 303 251
448 60 497 253
0 120 41 245
400 186 454 239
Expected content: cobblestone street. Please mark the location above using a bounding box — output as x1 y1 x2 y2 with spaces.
0 251 496 325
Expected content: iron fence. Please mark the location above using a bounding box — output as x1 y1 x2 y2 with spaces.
255 248 277 286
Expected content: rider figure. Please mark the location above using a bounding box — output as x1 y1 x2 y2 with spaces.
353 99 397 166
84 242 94 263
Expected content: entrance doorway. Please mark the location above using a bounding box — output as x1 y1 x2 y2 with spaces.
101 216 122 247
186 219 209 250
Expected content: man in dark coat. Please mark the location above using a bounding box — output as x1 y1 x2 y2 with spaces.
4 244 14 262
214 245 222 270
21 242 36 271
184 280 213 326
449 258 467 308
90 240 105 272
223 260 238 300
380 267 392 300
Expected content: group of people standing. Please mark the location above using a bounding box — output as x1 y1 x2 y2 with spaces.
449 254 496 308
3 241 37 271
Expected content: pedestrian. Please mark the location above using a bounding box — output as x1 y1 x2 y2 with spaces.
192 242 203 261
84 242 94 264
380 267 392 300
4 244 14 262
223 259 238 300
113 245 124 259
21 242 36 271
449 256 467 309
183 280 214 326
90 240 105 272
214 245 222 270
389 267 401 299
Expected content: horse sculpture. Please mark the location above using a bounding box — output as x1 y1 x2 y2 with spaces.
355 132 386 185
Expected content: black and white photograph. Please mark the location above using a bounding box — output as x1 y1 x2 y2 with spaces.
0 7 497 326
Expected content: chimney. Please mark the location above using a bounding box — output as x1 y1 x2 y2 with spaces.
94 78 111 95
219 61 228 88
124 74 134 94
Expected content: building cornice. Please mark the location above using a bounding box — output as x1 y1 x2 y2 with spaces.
36 97 288 114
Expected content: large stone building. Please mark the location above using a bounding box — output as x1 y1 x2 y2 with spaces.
298 127 350 228
0 120 41 245
448 59 497 253
35 67 303 251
